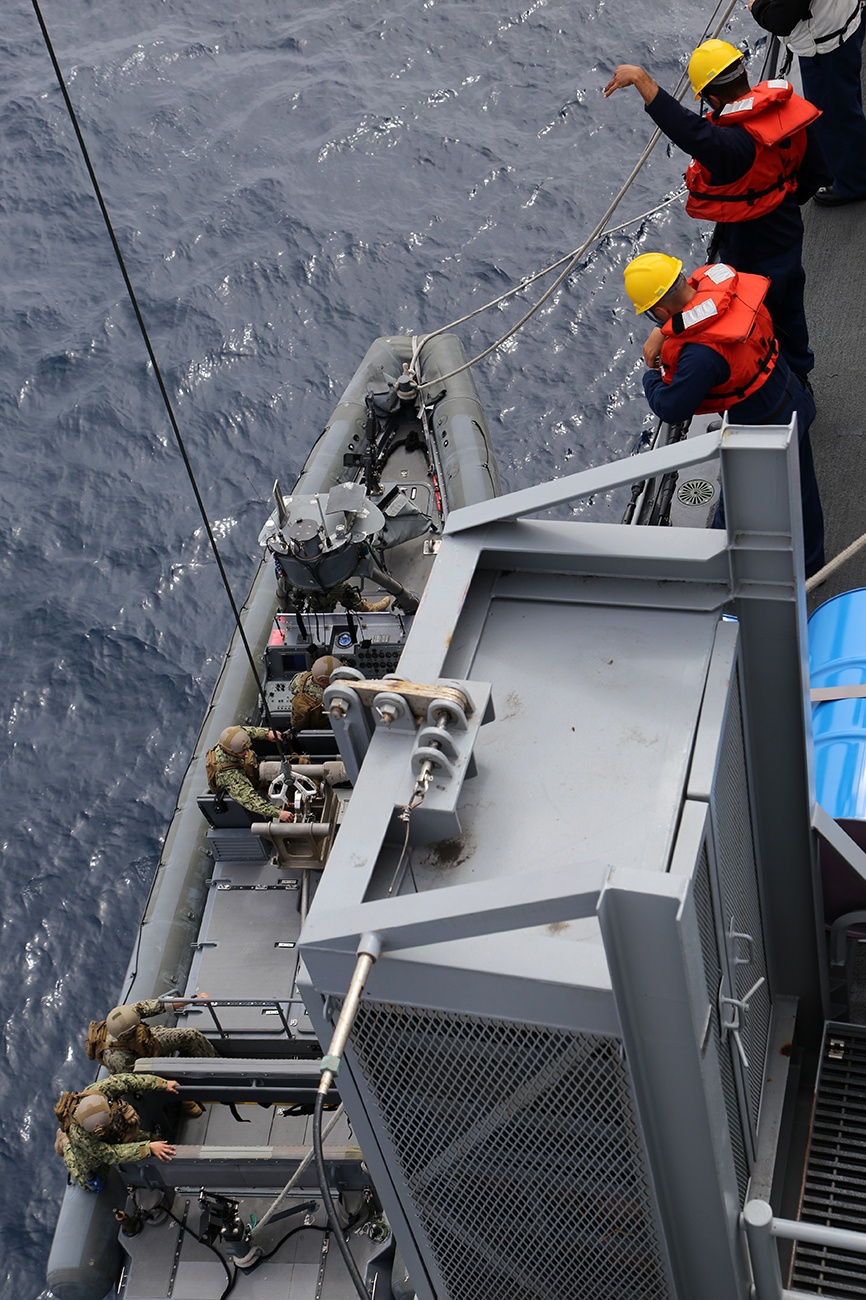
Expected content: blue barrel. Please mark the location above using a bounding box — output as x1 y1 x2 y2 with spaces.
809 588 866 819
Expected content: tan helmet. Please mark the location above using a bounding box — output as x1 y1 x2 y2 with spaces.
310 655 343 685
105 1003 140 1043
74 1093 111 1135
218 726 251 755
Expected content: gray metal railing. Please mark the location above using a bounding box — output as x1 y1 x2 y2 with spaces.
743 1199 866 1299
157 995 308 1042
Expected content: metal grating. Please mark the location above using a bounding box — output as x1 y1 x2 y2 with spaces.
693 840 750 1204
349 1002 673 1300
206 828 270 862
713 660 772 1136
791 1025 866 1296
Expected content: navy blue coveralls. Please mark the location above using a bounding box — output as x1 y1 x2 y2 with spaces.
646 87 830 379
643 345 825 577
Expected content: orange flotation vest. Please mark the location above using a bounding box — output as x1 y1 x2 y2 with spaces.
658 263 779 414
685 79 820 221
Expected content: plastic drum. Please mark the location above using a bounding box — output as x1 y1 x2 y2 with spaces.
809 588 866 819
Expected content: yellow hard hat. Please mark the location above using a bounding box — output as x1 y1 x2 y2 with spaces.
623 253 683 315
688 39 745 99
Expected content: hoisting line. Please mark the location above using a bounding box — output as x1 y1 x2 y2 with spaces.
412 0 743 386
29 0 288 751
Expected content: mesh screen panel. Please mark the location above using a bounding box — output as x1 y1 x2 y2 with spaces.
349 1002 673 1300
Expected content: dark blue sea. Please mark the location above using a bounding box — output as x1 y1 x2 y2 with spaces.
0 2 764 1293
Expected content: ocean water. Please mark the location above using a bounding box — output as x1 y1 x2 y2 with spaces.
0 1 764 1293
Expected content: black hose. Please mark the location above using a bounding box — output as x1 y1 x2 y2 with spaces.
29 0 292 761
165 1206 236 1299
312 1089 369 1299
248 1221 325 1267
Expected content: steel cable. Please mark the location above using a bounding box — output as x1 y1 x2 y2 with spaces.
411 0 742 386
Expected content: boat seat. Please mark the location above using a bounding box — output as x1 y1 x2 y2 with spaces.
133 1056 325 1105
197 794 258 828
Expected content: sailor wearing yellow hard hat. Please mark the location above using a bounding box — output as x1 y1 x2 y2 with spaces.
604 39 830 383
621 249 825 579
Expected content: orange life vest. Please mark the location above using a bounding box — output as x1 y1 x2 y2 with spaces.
658 264 779 414
685 79 820 221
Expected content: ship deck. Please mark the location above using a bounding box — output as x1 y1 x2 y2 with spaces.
803 164 866 609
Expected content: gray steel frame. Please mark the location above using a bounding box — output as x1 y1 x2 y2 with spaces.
299 419 825 1300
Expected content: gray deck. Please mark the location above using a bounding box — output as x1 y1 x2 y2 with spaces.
803 123 866 611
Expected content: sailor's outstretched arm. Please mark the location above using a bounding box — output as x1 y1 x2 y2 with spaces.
603 65 659 103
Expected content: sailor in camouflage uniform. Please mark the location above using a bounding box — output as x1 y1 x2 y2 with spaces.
289 656 343 730
207 725 294 822
57 1072 178 1191
97 999 219 1076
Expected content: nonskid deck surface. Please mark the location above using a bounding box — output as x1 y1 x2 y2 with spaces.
182 840 315 1041
118 1119 375 1300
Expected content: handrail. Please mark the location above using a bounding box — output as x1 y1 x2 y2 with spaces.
155 995 307 1040
742 1199 866 1299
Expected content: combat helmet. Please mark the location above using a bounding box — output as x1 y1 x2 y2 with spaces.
218 726 251 754
74 1093 111 1135
310 656 343 684
105 1003 140 1044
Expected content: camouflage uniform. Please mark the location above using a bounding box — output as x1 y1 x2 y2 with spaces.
289 671 327 730
210 726 285 821
102 999 218 1075
62 1073 170 1191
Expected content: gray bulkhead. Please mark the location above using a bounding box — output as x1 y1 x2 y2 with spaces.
300 420 823 1300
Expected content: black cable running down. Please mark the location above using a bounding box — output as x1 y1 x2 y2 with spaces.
29 0 288 753
248 1221 326 1267
312 1090 369 1299
165 1206 236 1299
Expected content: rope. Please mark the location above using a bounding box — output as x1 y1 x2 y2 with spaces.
412 0 742 388
806 534 866 594
408 188 686 377
251 1104 345 1237
29 0 288 751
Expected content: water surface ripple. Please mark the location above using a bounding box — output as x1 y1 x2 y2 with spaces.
0 2 761 1292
